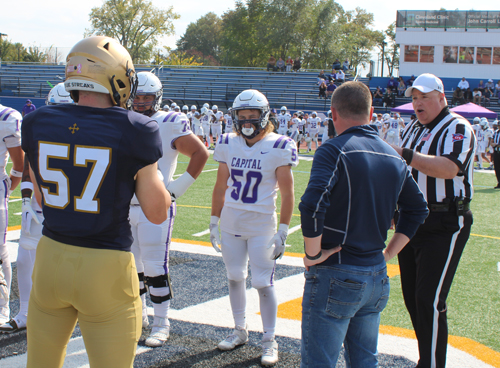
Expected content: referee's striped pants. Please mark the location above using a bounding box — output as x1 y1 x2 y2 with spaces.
398 210 473 368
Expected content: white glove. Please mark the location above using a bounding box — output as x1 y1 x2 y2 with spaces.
21 197 41 235
267 224 289 260
0 260 8 304
209 216 221 253
166 172 195 200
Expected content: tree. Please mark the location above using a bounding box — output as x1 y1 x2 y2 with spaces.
86 0 179 63
384 22 399 77
176 12 223 63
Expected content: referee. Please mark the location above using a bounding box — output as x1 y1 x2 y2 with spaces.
491 121 500 188
391 73 476 368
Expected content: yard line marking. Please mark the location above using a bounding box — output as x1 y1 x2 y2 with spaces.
193 229 210 237
9 198 22 202
287 224 301 235
497 262 500 272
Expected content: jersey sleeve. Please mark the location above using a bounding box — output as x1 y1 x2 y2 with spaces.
213 133 230 163
127 111 163 167
440 118 475 171
160 112 192 149
273 136 298 167
2 109 22 148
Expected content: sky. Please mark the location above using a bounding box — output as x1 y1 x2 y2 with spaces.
2 0 498 59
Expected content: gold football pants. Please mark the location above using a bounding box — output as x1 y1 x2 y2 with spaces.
27 236 141 368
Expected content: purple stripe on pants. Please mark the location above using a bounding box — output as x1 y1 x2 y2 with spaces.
163 201 177 274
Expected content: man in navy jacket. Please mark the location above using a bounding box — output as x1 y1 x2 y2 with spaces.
299 81 428 368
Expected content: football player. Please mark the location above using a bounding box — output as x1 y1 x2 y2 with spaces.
0 83 73 334
200 106 212 148
224 108 233 133
0 103 24 326
476 118 491 169
132 72 209 347
211 105 224 148
191 111 204 142
306 111 321 152
22 36 171 367
289 112 300 144
187 105 197 123
276 106 291 136
210 89 298 366
320 112 330 144
385 113 405 146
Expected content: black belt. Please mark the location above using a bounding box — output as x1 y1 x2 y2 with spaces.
428 201 470 213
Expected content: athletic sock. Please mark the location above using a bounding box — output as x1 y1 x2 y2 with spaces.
258 286 277 342
228 279 247 328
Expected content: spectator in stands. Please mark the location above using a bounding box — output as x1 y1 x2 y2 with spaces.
318 79 328 99
326 80 337 98
293 57 301 72
267 56 276 72
406 75 416 87
318 70 326 80
336 69 345 82
397 77 406 96
495 80 500 100
22 99 36 117
372 86 384 106
383 87 396 107
484 86 492 106
276 57 285 72
485 78 495 91
387 76 398 90
464 87 473 103
331 59 341 71
286 57 293 72
451 87 465 106
477 80 485 94
342 59 349 72
473 88 482 105
458 77 469 92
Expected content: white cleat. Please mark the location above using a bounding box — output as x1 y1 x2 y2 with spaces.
145 318 170 347
0 316 27 333
0 307 9 325
217 325 248 351
261 340 279 366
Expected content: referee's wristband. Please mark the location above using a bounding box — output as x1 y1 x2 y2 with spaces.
402 148 414 165
305 249 323 261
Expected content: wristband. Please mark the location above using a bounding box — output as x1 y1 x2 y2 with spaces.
402 148 414 165
10 169 22 177
21 182 34 191
305 249 323 260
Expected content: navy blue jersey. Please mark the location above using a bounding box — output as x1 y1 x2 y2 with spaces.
22 104 162 251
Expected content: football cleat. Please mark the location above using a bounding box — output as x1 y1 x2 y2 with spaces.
218 325 248 351
261 340 279 366
0 316 27 334
145 317 170 347
0 306 9 325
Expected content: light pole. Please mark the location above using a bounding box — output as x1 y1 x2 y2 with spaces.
381 41 387 77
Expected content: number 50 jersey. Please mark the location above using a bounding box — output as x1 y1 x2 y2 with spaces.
21 104 162 251
214 133 298 234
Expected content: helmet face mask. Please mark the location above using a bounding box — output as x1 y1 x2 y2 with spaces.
133 72 162 116
231 89 270 139
65 36 137 109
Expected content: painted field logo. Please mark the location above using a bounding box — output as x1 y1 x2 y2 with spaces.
452 133 464 142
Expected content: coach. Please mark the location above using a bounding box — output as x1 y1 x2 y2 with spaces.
491 121 500 189
299 82 428 367
394 73 476 368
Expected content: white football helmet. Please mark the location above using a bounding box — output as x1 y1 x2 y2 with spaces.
203 103 210 109
163 104 169 111
473 117 481 124
46 83 74 105
65 36 137 109
305 137 312 143
201 106 209 116
231 89 270 139
171 102 178 109
383 113 390 121
182 105 189 112
281 106 287 113
480 118 489 129
311 111 317 117
191 105 197 111
212 105 218 111
133 72 162 116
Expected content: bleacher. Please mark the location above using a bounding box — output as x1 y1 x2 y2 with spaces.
0 63 343 114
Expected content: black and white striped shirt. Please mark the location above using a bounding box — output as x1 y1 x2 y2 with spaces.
400 107 476 202
493 129 500 147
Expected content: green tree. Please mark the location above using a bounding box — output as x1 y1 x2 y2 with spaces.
23 46 47 62
176 12 222 62
86 0 179 63
0 38 12 61
384 22 399 77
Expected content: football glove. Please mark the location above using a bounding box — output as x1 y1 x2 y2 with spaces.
209 216 221 253
166 172 195 201
21 198 41 235
267 224 289 260
0 260 8 304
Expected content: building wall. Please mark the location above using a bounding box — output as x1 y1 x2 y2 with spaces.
396 27 500 79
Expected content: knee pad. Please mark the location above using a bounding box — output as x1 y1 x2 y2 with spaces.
144 274 173 303
137 272 148 296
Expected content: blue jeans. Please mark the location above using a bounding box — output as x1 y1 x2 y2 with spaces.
301 261 390 368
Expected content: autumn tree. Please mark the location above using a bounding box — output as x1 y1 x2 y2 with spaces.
86 0 179 63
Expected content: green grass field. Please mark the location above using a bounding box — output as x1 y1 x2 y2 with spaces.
6 155 500 353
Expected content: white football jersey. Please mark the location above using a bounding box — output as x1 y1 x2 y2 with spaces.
277 113 291 129
200 113 211 126
212 111 224 126
290 118 300 132
224 114 233 132
214 133 298 234
298 119 306 131
0 105 22 180
307 117 321 133
387 118 399 131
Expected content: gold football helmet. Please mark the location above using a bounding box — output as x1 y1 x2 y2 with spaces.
65 36 137 109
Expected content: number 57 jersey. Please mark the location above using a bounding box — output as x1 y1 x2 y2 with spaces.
21 104 162 251
214 132 298 217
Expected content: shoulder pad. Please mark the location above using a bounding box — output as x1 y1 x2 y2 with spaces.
272 135 293 150
162 111 184 123
0 107 22 124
